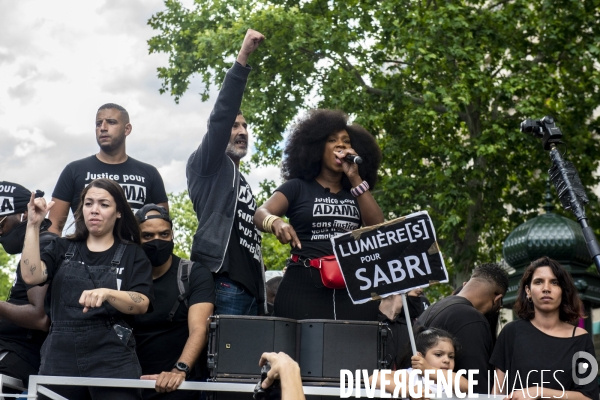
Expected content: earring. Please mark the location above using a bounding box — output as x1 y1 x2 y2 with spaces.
527 296 532 302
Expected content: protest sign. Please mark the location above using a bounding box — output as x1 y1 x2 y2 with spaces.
331 211 448 304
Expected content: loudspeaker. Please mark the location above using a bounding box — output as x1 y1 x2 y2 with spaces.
208 315 297 380
299 319 384 383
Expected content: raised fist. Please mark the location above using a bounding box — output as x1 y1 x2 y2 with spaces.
237 29 265 66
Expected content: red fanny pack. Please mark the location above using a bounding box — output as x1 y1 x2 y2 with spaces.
291 254 345 289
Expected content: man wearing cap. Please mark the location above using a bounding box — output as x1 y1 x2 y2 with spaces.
48 103 169 235
187 29 267 316
0 181 54 390
133 204 214 399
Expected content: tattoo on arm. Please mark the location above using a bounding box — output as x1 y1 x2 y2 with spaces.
127 292 144 304
30 265 37 275
128 306 133 311
23 259 29 265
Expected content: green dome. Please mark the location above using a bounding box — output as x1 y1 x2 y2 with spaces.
503 209 591 272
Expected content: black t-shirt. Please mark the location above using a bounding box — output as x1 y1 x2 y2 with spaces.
379 312 410 371
133 256 215 378
415 296 492 394
221 174 263 300
276 179 361 259
0 231 56 369
40 237 154 326
490 319 599 400
52 155 168 213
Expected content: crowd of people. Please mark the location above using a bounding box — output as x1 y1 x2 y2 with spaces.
0 28 598 400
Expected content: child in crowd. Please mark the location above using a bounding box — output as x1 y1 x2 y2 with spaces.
376 327 467 398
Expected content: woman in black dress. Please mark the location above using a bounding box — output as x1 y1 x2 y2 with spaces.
490 256 598 400
254 109 384 320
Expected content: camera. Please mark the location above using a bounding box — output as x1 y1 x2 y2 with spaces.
253 362 281 400
520 116 563 150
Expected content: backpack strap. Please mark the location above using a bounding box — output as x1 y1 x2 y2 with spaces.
64 242 77 262
111 242 128 269
167 259 194 322
419 296 472 328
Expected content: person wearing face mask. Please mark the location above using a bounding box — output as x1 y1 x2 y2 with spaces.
378 289 430 370
415 263 508 395
0 181 53 390
133 204 215 399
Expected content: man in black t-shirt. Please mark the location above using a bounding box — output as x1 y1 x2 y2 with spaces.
186 30 266 315
134 205 214 399
0 181 54 390
48 103 169 235
415 263 508 394
378 289 430 370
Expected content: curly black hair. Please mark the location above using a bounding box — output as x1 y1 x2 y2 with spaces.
281 109 381 190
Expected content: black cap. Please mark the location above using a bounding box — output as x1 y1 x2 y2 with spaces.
0 181 42 217
135 204 172 227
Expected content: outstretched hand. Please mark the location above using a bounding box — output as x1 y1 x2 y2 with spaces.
27 192 54 227
237 29 265 66
272 219 302 249
259 352 297 389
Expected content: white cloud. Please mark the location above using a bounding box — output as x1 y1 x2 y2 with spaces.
11 128 56 157
1 0 284 204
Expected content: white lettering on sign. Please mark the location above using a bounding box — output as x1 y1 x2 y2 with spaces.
337 220 431 257
355 252 433 290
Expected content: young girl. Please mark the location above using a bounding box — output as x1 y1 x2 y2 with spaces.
376 327 467 398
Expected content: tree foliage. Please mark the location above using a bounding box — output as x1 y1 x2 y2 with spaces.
168 191 198 259
149 0 600 279
0 249 16 300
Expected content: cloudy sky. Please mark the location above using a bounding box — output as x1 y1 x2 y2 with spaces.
0 0 281 204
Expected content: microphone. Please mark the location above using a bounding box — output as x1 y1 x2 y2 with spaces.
344 154 363 164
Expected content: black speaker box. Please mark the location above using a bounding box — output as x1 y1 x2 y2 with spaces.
298 319 383 383
208 315 298 380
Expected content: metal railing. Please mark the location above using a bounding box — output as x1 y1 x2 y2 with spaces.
25 375 383 399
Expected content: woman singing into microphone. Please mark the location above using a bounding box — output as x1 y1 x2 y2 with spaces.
254 109 384 321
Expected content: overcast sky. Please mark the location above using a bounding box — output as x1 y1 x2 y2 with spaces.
0 0 281 204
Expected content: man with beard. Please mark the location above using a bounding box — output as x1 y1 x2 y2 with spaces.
134 204 214 399
415 263 508 394
187 29 267 315
48 103 169 235
0 181 53 390
378 289 430 370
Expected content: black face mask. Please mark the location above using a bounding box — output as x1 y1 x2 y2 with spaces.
142 239 174 267
407 295 430 319
0 220 27 255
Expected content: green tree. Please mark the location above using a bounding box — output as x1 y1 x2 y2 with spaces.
149 0 600 281
0 248 16 299
168 191 197 259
